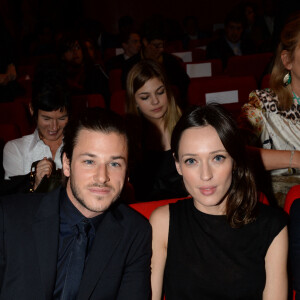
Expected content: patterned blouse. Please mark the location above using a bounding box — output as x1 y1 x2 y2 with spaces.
239 89 300 174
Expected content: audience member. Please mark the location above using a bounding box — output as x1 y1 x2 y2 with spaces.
239 14 300 176
0 107 152 299
206 9 255 68
105 31 141 74
122 17 190 108
3 63 71 192
28 21 56 56
241 2 274 53
150 104 288 299
126 59 188 202
57 33 110 106
181 15 210 50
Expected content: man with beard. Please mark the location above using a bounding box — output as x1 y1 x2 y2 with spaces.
0 108 151 300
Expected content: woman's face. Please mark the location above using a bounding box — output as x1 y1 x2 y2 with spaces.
63 41 83 65
134 77 168 122
175 125 234 215
37 108 68 143
284 44 300 86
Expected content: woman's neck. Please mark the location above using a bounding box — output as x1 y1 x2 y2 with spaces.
291 81 300 99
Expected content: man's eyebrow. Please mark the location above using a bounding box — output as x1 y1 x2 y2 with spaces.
111 156 126 161
79 153 126 161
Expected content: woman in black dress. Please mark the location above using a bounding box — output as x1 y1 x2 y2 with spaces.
150 104 288 299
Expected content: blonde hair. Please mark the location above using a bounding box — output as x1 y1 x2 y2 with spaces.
270 14 300 110
126 59 181 136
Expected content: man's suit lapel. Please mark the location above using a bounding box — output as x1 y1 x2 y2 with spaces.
77 208 123 300
32 188 60 300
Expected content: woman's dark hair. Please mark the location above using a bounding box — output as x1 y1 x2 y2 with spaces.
171 104 258 228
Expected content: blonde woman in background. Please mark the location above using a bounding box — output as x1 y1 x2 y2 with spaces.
126 59 188 202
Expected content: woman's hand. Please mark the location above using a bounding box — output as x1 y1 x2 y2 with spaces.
34 157 55 190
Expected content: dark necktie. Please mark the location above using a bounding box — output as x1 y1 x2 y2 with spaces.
61 219 91 300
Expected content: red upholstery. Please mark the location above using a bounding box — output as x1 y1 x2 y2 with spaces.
110 90 126 115
164 40 183 53
104 48 119 61
129 197 191 220
109 69 123 94
188 38 211 50
284 185 300 215
225 53 273 83
259 191 269 205
191 48 206 62
71 94 106 118
188 75 257 106
130 192 268 220
284 185 300 300
18 65 35 79
0 102 32 136
0 123 21 143
260 73 271 89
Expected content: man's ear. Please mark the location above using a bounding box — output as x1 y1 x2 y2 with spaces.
173 154 182 175
281 50 292 70
62 153 71 177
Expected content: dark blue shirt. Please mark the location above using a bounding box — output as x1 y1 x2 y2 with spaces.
53 189 104 299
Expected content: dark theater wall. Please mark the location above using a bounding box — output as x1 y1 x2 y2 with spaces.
82 0 248 33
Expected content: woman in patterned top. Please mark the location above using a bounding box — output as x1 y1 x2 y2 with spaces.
239 13 300 175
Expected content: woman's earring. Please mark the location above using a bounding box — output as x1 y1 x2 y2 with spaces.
283 71 291 86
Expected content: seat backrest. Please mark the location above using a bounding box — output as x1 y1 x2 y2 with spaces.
284 185 300 300
260 73 271 89
225 53 273 83
284 185 300 214
259 191 269 205
0 123 21 143
110 90 126 115
71 94 106 118
0 102 31 136
188 75 257 106
109 69 123 94
129 197 191 220
164 40 183 53
192 48 207 62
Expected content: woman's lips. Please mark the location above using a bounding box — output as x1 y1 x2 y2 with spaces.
152 106 162 113
199 186 217 196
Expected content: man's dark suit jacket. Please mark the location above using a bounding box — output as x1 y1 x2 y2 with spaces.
206 36 255 68
0 187 152 299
